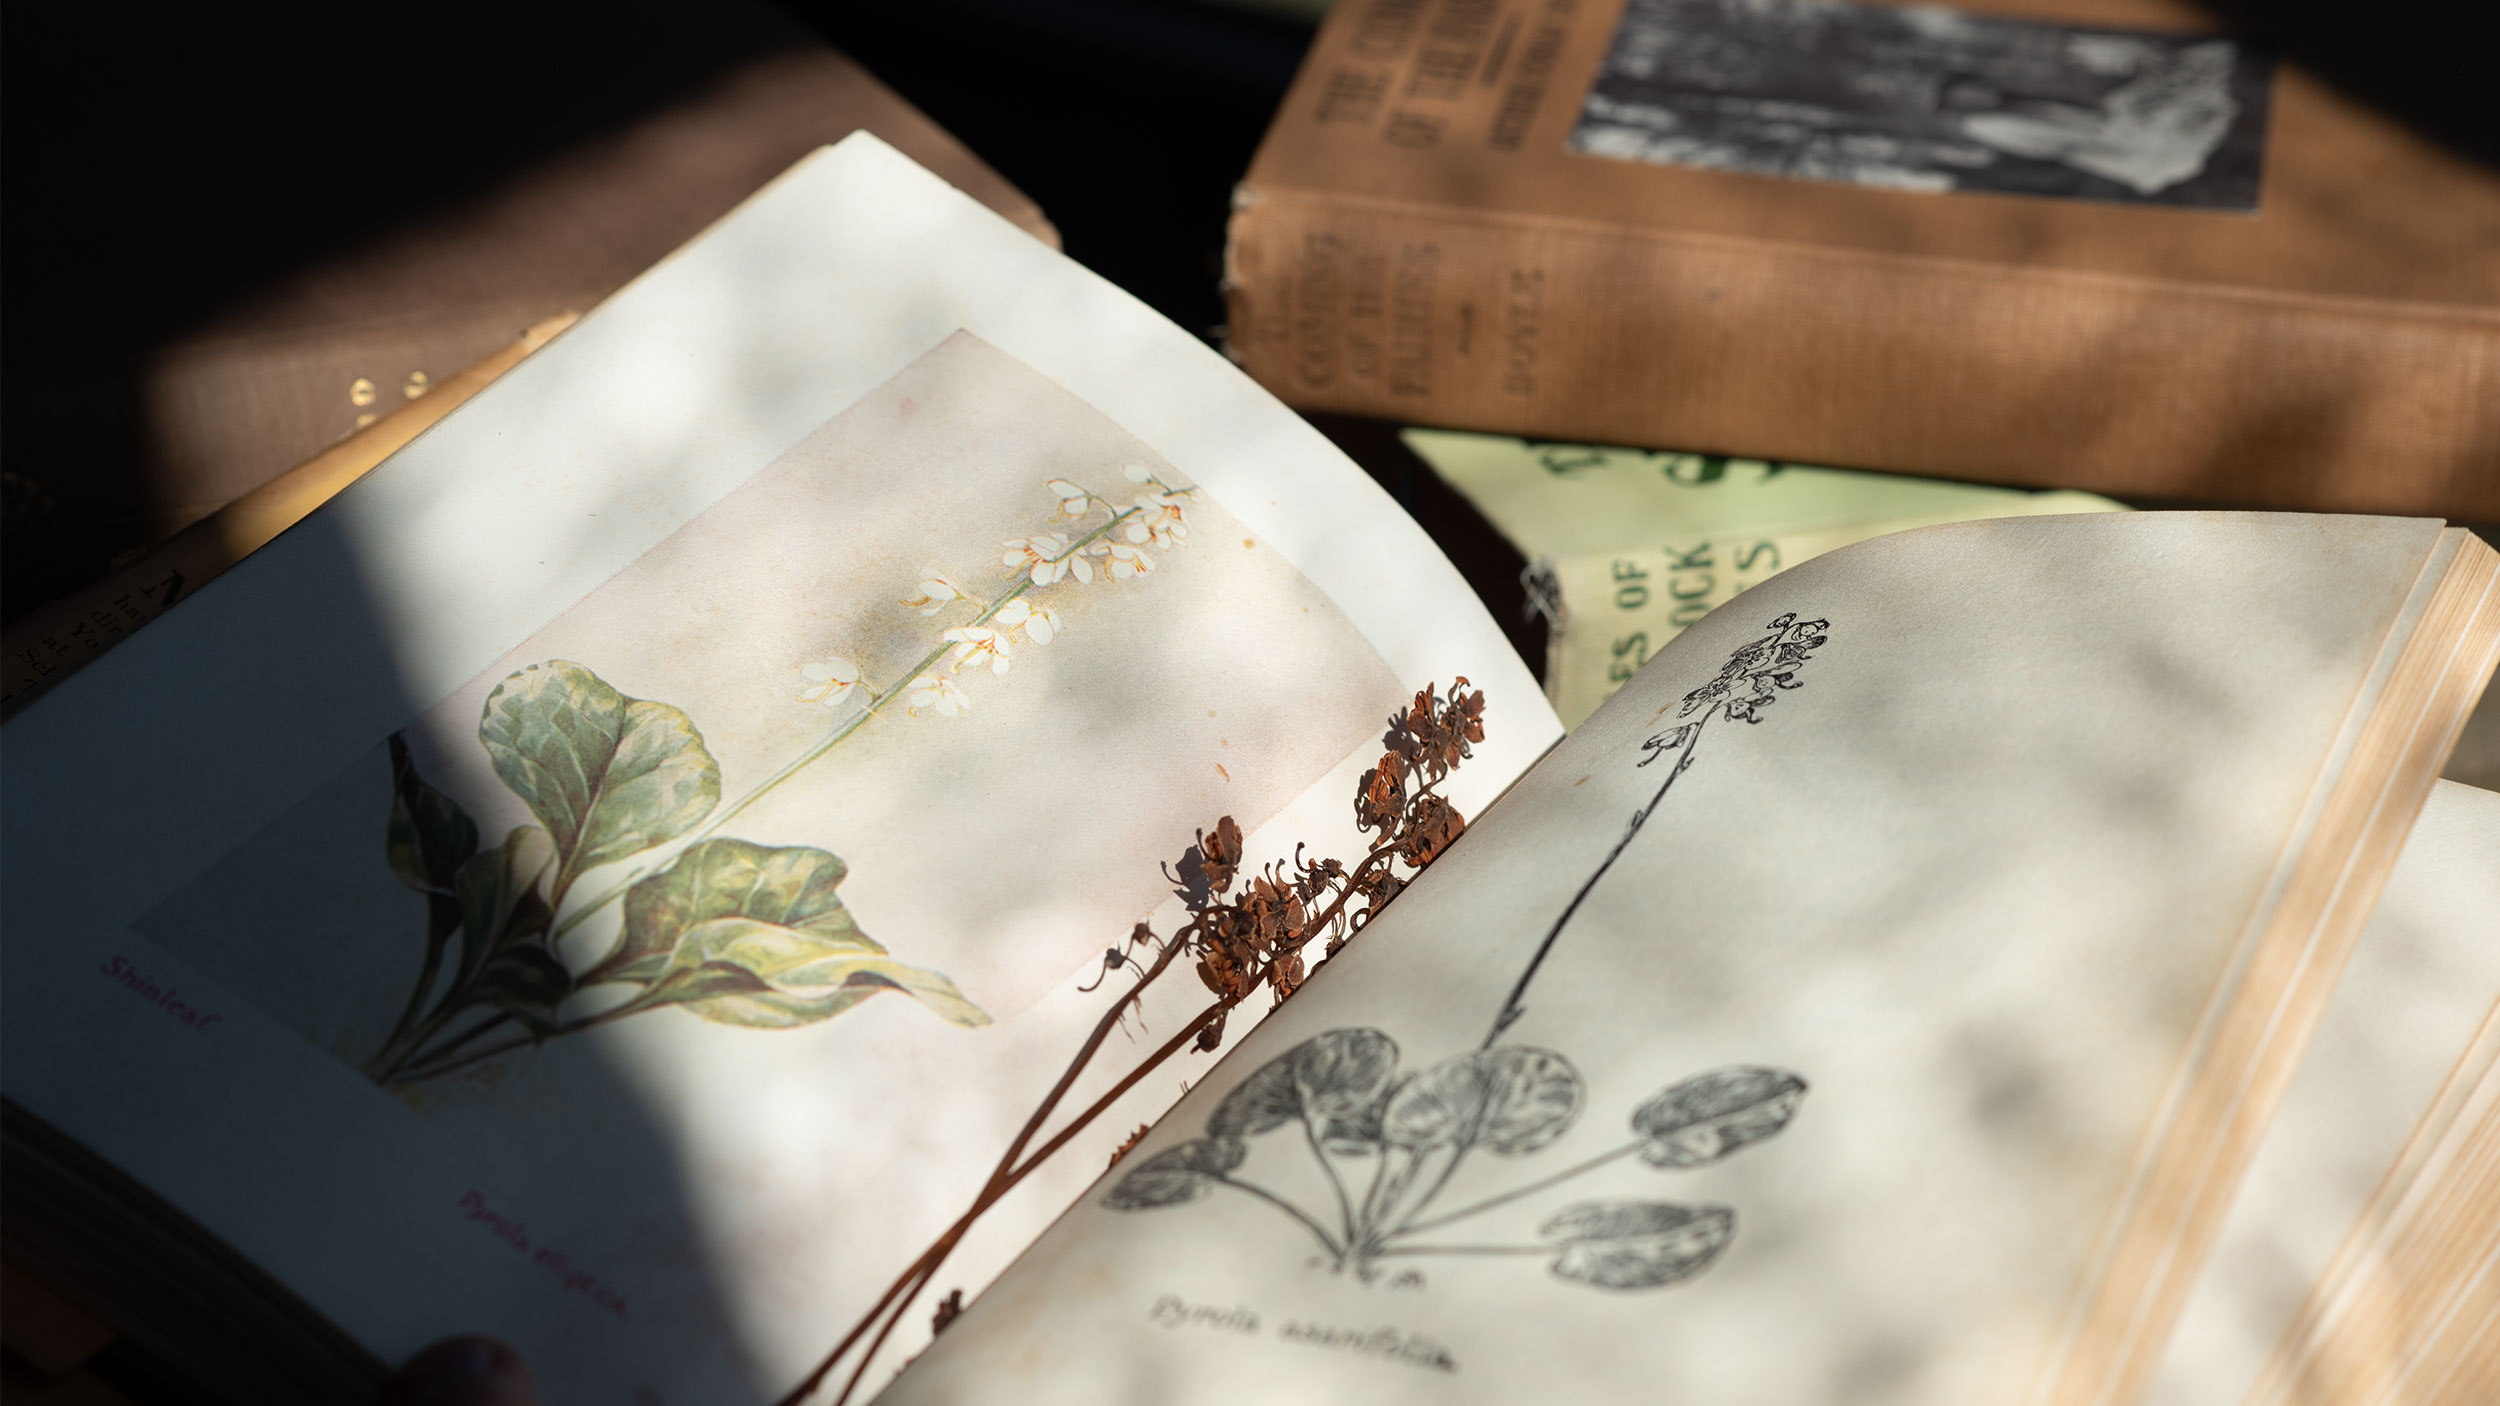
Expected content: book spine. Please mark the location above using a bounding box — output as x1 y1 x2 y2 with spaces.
1224 188 2500 519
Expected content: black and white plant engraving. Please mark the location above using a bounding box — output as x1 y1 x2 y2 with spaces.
1105 613 1831 1294
1572 0 2273 210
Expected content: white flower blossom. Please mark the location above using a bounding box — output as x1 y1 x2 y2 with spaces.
1122 464 1155 484
796 656 865 709
995 597 1060 645
906 673 970 717
899 574 973 615
1045 478 1098 520
1124 490 1191 550
1003 532 1092 586
1094 540 1157 581
944 625 1013 676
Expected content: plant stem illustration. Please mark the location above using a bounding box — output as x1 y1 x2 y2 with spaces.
779 678 1495 1406
366 469 1197 1088
1100 612 1831 1293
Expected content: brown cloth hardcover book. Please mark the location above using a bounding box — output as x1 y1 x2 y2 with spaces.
1224 0 2500 517
138 45 1055 548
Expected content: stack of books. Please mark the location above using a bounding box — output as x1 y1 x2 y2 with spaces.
5 4 2494 1404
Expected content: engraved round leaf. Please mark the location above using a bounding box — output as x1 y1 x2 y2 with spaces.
1381 1046 1582 1155
643 917 990 1029
1102 1138 1245 1211
1317 1093 1391 1158
451 826 556 985
386 732 478 893
603 838 876 984
1632 1067 1807 1168
1542 1201 1735 1291
1206 1028 1399 1141
478 661 720 880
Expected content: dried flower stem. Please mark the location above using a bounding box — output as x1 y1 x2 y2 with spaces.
778 680 1489 1406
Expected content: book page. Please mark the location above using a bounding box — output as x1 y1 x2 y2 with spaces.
0 138 1555 1402
2146 781 2500 1406
887 511 2458 1405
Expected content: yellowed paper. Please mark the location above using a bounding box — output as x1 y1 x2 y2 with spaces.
0 138 1558 1404
885 512 2452 1406
1537 492 2124 726
1402 428 2124 557
2147 781 2500 1406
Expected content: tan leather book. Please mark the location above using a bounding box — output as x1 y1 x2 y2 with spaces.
1224 0 2500 517
136 46 1055 549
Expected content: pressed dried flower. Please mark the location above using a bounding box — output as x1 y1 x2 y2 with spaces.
1107 1124 1151 1168
1200 816 1243 894
1354 755 1407 834
1398 793 1465 867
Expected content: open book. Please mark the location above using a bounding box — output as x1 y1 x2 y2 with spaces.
3 138 2495 1406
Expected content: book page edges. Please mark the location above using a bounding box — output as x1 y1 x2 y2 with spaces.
2243 995 2500 1405
1222 189 2500 518
2033 529 2500 1406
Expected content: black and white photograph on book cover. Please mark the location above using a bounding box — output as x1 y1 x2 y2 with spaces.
1570 0 2276 210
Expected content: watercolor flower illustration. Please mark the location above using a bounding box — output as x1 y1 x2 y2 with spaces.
798 656 865 708
995 598 1058 645
943 626 1012 676
364 469 1199 1092
1005 532 1090 586
908 674 971 717
900 575 973 615
1047 478 1098 519
1097 541 1156 580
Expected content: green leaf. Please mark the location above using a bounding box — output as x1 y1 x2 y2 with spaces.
1632 1067 1807 1168
604 838 869 981
477 661 720 884
467 944 574 1036
608 838 989 1030
1382 1046 1583 1156
1102 1138 1245 1211
386 732 478 893
1542 1201 1734 1291
452 826 556 987
645 917 989 1029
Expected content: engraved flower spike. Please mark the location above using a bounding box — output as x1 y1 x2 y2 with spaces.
796 656 864 709
906 674 971 717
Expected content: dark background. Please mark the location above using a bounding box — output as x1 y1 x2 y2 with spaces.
5 0 2492 642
